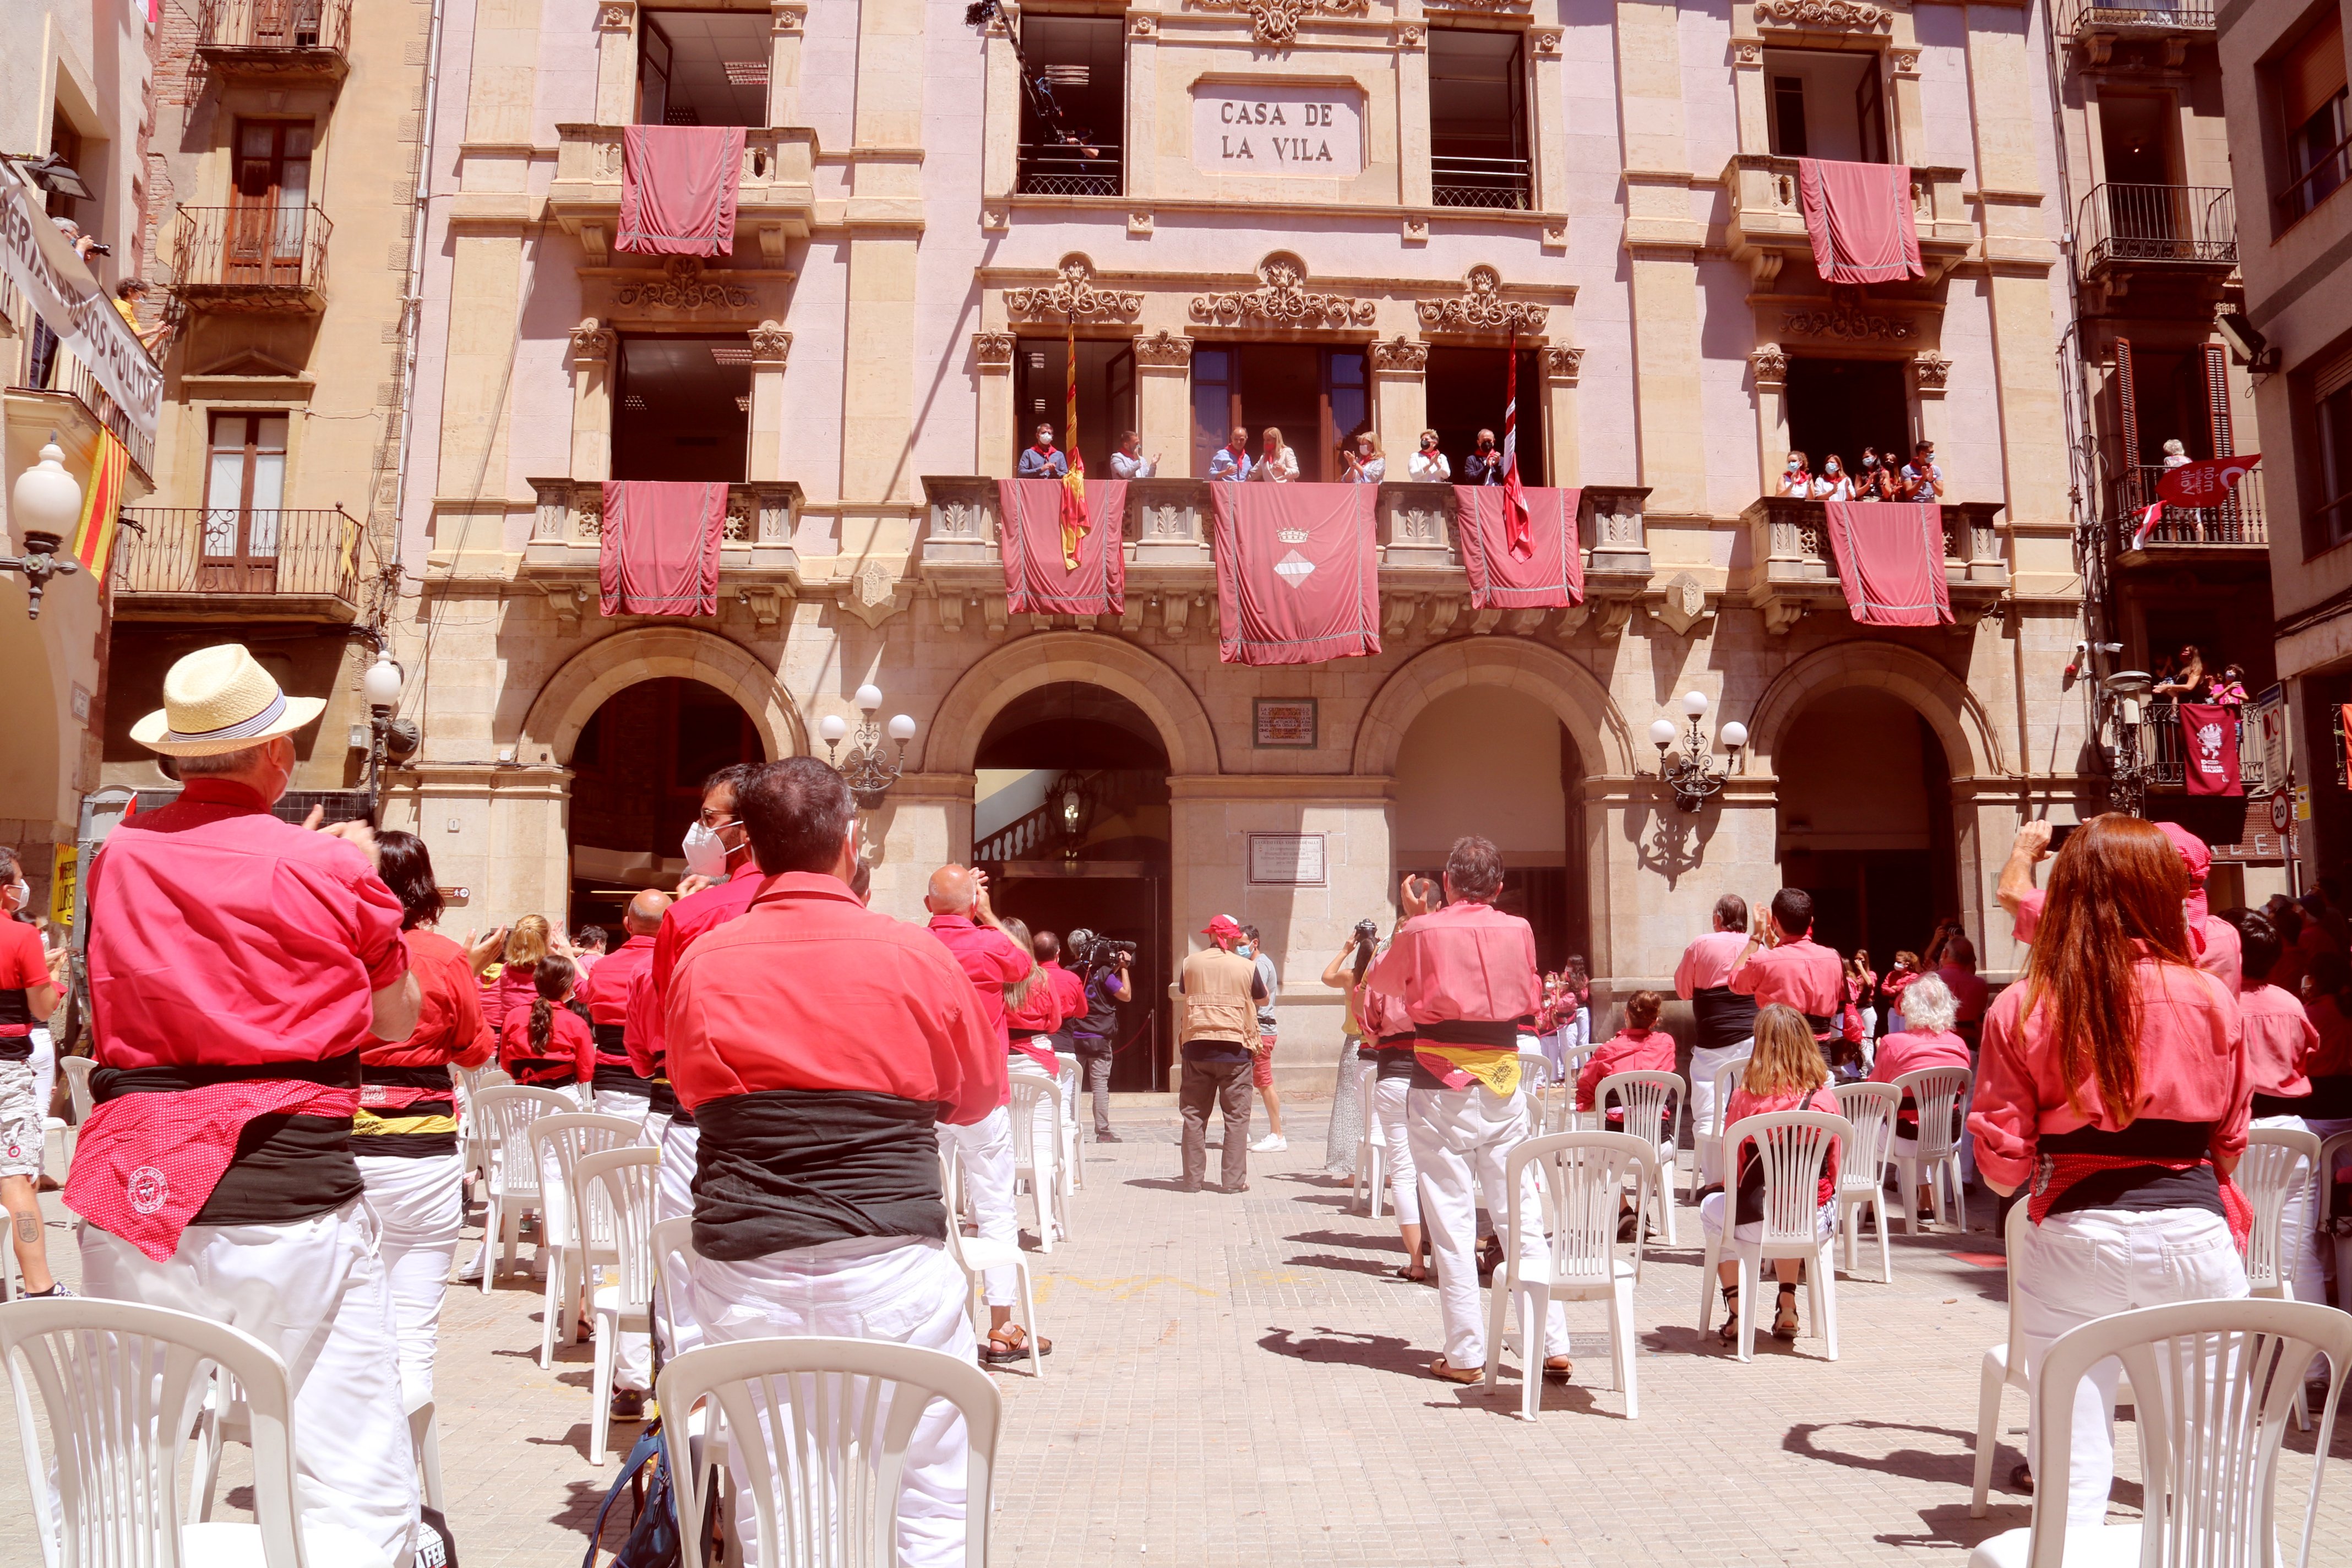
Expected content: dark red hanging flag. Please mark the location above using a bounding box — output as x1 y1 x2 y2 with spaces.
1501 331 1533 560
1822 501 1952 626
2156 455 2261 508
1453 486 1583 609
1211 484 1380 666
2179 703 2243 797
998 477 1126 616
600 480 724 617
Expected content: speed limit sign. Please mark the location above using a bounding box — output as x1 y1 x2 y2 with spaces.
2272 792 2293 834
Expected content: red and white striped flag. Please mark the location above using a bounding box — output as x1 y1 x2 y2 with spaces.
1501 330 1532 561
2128 502 2162 551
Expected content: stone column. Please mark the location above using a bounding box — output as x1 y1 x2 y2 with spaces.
1750 345 1789 496
1125 14 1159 206
1395 20 1433 211
1370 336 1429 462
861 773 972 922
1543 345 1581 486
568 320 616 481
1134 330 1193 476
1583 775 1779 1006
973 331 1016 477
1890 45 1925 165
769 2 808 127
1529 27 1568 232
1909 352 1951 454
842 1 925 516
748 322 792 482
1731 34 1768 154
594 1 636 126
1618 0 1703 516
981 3 1019 213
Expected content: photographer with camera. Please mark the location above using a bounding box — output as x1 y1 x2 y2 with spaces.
1064 927 1133 1143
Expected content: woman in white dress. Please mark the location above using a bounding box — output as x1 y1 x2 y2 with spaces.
1249 426 1300 482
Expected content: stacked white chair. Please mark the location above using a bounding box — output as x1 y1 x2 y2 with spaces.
938 1151 1045 1377
579 1145 662 1464
656 1336 1002 1568
1483 1130 1659 1422
1970 1201 2035 1516
1691 1054 1752 1191
1831 1081 1901 1283
1350 1068 1386 1218
529 1110 643 1368
2322 1130 2352 1313
1053 1052 1085 1193
1695 1108 1850 1363
1890 1065 1972 1233
1007 1076 1069 1251
1965 1299 2351 1568
1592 1069 1683 1244
473 1084 575 1290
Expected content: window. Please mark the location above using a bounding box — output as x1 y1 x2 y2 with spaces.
231 121 315 286
1769 77 1809 157
204 413 289 579
1783 358 1910 489
636 10 770 127
1180 345 1371 482
1015 337 1136 477
1429 30 1530 209
1759 50 1886 163
2309 374 2352 550
1424 347 1543 483
612 336 749 482
1016 15 1123 197
2278 13 2351 224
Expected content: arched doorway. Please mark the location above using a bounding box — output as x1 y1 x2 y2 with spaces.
565 677 767 930
972 682 1173 1091
1773 687 1958 962
1392 684 1588 968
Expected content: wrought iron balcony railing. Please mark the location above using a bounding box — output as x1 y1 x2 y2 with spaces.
2135 698 2266 791
197 0 351 57
1016 143 1123 198
1431 154 1533 211
115 507 364 607
2060 0 2216 33
2076 183 2236 273
2112 464 2266 548
169 204 332 309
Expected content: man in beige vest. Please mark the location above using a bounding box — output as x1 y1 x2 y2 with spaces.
1178 914 1267 1193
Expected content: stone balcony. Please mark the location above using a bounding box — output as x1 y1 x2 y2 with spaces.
547 125 818 264
1721 157 1974 286
914 477 1656 641
515 478 804 634
1741 495 2008 635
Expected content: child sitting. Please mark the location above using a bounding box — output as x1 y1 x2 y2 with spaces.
1577 990 1677 1239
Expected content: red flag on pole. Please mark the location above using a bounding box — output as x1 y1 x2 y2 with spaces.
1059 313 1088 570
1501 331 1532 561
2180 703 2243 796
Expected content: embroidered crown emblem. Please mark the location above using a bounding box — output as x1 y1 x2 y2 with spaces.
1276 527 1309 543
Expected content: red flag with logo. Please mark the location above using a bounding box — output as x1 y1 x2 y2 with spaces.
2180 703 2242 797
2157 455 2261 508
1210 484 1380 665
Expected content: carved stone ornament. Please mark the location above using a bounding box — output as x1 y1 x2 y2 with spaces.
723 493 754 542
972 331 1017 368
1532 30 1560 53
1003 255 1144 323
1185 0 1371 47
599 2 635 29
772 4 807 33
568 319 616 362
1891 48 1920 73
1910 353 1952 390
1133 329 1195 367
614 257 753 310
1651 571 1713 637
1191 253 1377 331
1750 344 1789 384
1781 293 1917 342
1734 40 1763 63
1752 0 1891 28
749 322 793 362
1544 344 1583 382
1129 12 1156 34
1371 335 1430 372
1394 23 1424 46
1414 265 1548 336
838 559 907 630
1428 0 1530 8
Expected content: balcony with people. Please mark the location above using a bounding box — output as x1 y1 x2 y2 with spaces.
194 0 352 83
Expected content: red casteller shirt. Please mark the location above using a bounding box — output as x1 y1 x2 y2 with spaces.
633 862 770 1075
2240 984 2319 1102
1041 960 1087 1025
581 932 655 1028
1575 1027 1676 1112
1728 935 1845 1019
1363 900 1540 1026
925 913 1030 1048
364 929 494 1073
666 873 1005 1126
1673 930 1747 997
498 1001 594 1087
2011 889 2241 993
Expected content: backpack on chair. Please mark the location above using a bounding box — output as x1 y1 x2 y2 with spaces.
581 1419 679 1568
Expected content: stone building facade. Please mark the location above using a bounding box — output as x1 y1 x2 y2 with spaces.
389 0 2092 1088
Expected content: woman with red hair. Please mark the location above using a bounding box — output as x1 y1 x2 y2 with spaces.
1968 815 2248 1523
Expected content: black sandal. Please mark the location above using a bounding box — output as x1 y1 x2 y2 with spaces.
1717 1284 1741 1344
1772 1283 1800 1340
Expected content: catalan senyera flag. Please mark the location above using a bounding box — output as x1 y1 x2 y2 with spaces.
1501 330 1533 562
1059 315 1088 570
69 429 130 581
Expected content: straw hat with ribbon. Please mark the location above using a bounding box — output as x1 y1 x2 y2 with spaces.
130 643 327 757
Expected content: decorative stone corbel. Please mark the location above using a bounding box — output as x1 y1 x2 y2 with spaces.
938 594 966 633
540 583 594 638
1469 607 1505 635
1648 571 1716 637
1119 596 1147 634
1761 600 1807 636
982 596 1009 635
1425 597 1463 638
1382 595 1419 638
1163 594 1193 638
1506 607 1550 636
736 585 792 633
836 559 910 629
578 223 610 267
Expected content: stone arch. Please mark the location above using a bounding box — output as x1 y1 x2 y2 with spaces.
519 627 804 765
920 633 1221 776
1743 641 2005 782
1353 640 1636 777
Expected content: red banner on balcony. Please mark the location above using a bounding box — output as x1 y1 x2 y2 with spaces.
600 481 722 617
998 477 1126 617
1453 486 1583 611
1211 484 1380 666
2180 703 2244 797
618 126 744 257
1822 501 1952 627
1797 158 1925 285
2156 454 2261 507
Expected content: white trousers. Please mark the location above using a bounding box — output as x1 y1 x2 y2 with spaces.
685 1236 977 1568
656 1119 704 1361
1698 1188 1836 1246
1690 1041 1752 1187
356 1152 462 1408
940 1107 1018 1306
80 1199 418 1562
1406 1084 1568 1368
1372 1074 1421 1224
2015 1206 2247 1526
593 1086 652 1132
2250 1113 2328 1308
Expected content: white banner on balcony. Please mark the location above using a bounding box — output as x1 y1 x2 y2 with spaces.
0 165 161 439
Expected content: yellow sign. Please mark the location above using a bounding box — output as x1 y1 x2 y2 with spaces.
50 846 75 927
2295 785 2314 823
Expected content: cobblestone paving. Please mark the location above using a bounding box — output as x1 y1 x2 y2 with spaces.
6 1106 2348 1566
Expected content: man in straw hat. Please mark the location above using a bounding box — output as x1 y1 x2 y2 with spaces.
67 643 424 1561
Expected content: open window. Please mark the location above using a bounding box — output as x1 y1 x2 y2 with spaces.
203 412 288 586
1424 347 1545 484
636 10 769 127
1783 357 1910 485
1014 337 1135 477
1762 49 1887 162
1017 14 1123 197
612 335 750 482
1429 29 1530 208
2277 10 2351 226
1185 345 1371 482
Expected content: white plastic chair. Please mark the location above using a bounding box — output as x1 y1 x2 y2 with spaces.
1053 1052 1084 1193
938 1152 1044 1377
1691 1054 1751 1191
2322 1130 2352 1314
1970 1200 2036 1516
1965 1298 2352 1568
655 1336 1003 1568
1007 1076 1068 1251
1831 1081 1901 1283
1349 1066 1386 1218
579 1145 661 1465
530 1110 643 1367
1483 1130 1659 1422
1592 1069 1683 1244
1891 1066 1970 1233
1695 1108 1850 1363
1 1297 397 1567
473 1084 574 1291
58 1052 94 1123
1515 1052 1562 1135
2245 1125 2323 1301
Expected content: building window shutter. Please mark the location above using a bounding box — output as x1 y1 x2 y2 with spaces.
2316 344 2352 402
2114 337 2141 474
2203 342 2234 456
2285 13 2349 131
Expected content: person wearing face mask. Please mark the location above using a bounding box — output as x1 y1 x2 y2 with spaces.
0 846 66 1295
1462 428 1506 484
1776 450 1813 498
1248 426 1300 483
1015 422 1068 479
1342 432 1385 483
1407 428 1450 481
1109 429 1158 480
1813 453 1853 500
1855 446 1899 502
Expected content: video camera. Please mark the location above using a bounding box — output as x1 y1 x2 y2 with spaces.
1066 927 1136 971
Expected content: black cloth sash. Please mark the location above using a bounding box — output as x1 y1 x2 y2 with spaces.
1418 1019 1520 1048
592 1059 655 1097
361 1063 456 1091
505 1055 576 1087
2038 1118 2223 1219
1374 1042 1418 1081
0 987 32 1058
690 1088 942 1261
94 1051 363 1226
355 1062 459 1158
2251 1092 2314 1120
1690 986 1758 1053
1803 1011 1837 1038
591 1022 632 1063
647 1076 679 1119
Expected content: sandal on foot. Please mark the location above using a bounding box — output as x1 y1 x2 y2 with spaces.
1475 1237 1505 1280
2010 1462 2034 1495
981 1325 1052 1362
1391 1265 1429 1282
1717 1285 1741 1344
1429 1357 1482 1384
1542 1355 1574 1383
1772 1286 1800 1341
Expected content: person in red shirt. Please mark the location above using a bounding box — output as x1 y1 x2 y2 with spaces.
73 644 424 1562
578 889 668 1126
353 830 497 1409
1033 930 1088 1054
1866 972 1973 1219
1365 835 1570 1386
1676 895 1760 1184
1967 815 2247 1525
1575 989 1677 1120
479 914 551 1037
2222 908 2329 1308
0 847 64 1295
1999 819 2242 993
1702 1005 1844 1344
499 956 594 1101
1728 888 1847 1061
666 758 1004 1568
1934 935 1991 1049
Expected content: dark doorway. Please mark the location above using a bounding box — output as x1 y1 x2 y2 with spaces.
1013 336 1134 481
1425 346 1546 485
1184 344 1370 482
567 677 765 929
1016 14 1124 195
1785 357 1910 483
613 335 751 482
1777 695 1958 964
1428 29 1531 208
636 10 771 127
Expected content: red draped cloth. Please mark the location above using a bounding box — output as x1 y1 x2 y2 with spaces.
600 481 724 617
1822 501 1952 627
618 126 744 257
2180 704 2244 797
1211 484 1380 666
1797 158 1924 285
998 478 1126 616
1455 486 1585 611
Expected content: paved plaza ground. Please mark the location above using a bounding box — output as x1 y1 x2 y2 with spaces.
5 1099 2348 1567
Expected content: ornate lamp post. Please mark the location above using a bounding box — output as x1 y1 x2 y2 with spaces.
1649 690 1748 812
5 434 84 620
821 683 918 835
361 649 409 811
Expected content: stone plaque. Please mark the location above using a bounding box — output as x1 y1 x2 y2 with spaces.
1248 832 1328 886
1193 84 1365 178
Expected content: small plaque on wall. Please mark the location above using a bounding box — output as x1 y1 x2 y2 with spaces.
1248 832 1327 886
1254 698 1317 748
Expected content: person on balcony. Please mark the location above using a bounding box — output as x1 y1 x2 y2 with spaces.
1855 448 1902 502
2152 643 2207 700
1109 430 1158 480
1776 451 1815 498
1208 426 1254 482
1342 433 1385 484
2161 438 2191 470
1812 454 1854 500
1016 422 1068 479
2210 663 2250 706
1247 427 1300 483
1900 440 1943 502
1463 430 1506 485
1407 430 1450 481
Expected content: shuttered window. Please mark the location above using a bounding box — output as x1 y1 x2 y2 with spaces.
2280 15 2352 221
2203 343 2234 458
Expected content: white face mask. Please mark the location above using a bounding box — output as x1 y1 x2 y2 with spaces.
1825 462 1840 475
3 879 24 912
682 818 736 878
1787 458 1802 472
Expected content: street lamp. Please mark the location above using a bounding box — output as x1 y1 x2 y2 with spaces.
1652 689 1747 812
2101 668 2155 818
361 648 409 809
5 434 84 620
821 683 917 812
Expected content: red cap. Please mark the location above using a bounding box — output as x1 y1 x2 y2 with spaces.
2155 821 2211 886
1202 914 1243 942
